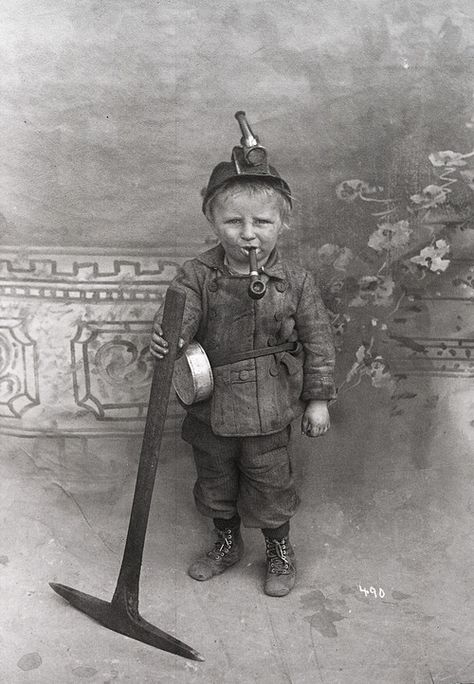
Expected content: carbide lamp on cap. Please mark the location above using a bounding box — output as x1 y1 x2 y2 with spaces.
201 111 292 214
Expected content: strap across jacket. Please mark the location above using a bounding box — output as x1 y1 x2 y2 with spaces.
208 341 301 368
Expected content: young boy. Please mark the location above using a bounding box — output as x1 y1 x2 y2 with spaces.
150 114 336 597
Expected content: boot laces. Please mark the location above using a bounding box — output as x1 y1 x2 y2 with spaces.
208 528 234 560
266 538 292 575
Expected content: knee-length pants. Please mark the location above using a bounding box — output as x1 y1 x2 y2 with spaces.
181 415 300 529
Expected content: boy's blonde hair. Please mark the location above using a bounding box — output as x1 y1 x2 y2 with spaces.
204 178 292 228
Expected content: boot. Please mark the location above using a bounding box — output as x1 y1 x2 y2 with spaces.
264 537 296 597
188 527 244 581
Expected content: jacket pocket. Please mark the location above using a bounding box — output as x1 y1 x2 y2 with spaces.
210 360 259 435
254 354 305 434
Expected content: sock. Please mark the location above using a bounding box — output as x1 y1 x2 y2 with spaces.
262 521 290 540
214 514 241 531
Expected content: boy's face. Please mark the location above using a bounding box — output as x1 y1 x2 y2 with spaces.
209 189 285 270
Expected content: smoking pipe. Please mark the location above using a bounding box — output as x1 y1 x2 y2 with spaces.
247 246 266 299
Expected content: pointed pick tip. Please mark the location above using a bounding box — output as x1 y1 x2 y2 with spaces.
49 581 84 605
183 647 205 662
49 581 68 595
49 581 80 600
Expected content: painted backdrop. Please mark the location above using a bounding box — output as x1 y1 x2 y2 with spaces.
0 1 472 441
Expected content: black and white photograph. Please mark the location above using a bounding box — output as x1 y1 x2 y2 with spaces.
1 1 473 682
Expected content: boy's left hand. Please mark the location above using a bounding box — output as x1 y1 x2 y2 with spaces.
301 400 330 438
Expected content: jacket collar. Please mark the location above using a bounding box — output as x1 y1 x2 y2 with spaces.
196 244 287 279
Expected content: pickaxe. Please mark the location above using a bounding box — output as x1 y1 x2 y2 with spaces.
50 287 204 662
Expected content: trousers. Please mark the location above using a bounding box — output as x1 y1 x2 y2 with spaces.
181 414 300 529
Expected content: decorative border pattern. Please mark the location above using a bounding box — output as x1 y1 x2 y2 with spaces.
0 244 206 301
0 245 197 436
71 320 156 420
0 318 40 418
0 260 176 302
391 336 474 377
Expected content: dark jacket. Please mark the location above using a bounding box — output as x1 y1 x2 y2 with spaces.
170 244 336 436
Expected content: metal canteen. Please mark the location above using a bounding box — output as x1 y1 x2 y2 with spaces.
172 341 214 405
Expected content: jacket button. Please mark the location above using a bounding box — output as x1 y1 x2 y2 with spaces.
267 336 277 346
239 370 249 380
208 281 218 292
269 365 279 376
276 281 287 292
274 312 283 321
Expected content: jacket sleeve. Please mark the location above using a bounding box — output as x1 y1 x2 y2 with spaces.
295 271 337 401
155 260 203 345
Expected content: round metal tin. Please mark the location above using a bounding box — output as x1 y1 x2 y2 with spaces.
172 341 214 405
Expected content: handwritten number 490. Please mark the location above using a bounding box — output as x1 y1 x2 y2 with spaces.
359 584 385 599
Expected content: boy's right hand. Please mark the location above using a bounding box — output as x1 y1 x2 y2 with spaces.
150 321 184 360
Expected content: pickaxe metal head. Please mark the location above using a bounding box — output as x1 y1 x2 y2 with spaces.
50 582 204 662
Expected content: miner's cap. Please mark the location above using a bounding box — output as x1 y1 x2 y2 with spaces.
202 161 292 214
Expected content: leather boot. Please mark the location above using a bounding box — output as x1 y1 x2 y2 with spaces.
264 537 296 597
188 527 244 581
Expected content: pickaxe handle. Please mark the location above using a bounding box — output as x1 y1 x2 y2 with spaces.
113 286 186 607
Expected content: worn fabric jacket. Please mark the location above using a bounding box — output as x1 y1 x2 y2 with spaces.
169 244 336 437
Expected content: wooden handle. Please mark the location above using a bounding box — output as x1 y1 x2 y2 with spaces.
113 287 186 604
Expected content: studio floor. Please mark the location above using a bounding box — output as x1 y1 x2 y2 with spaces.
2 381 474 684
